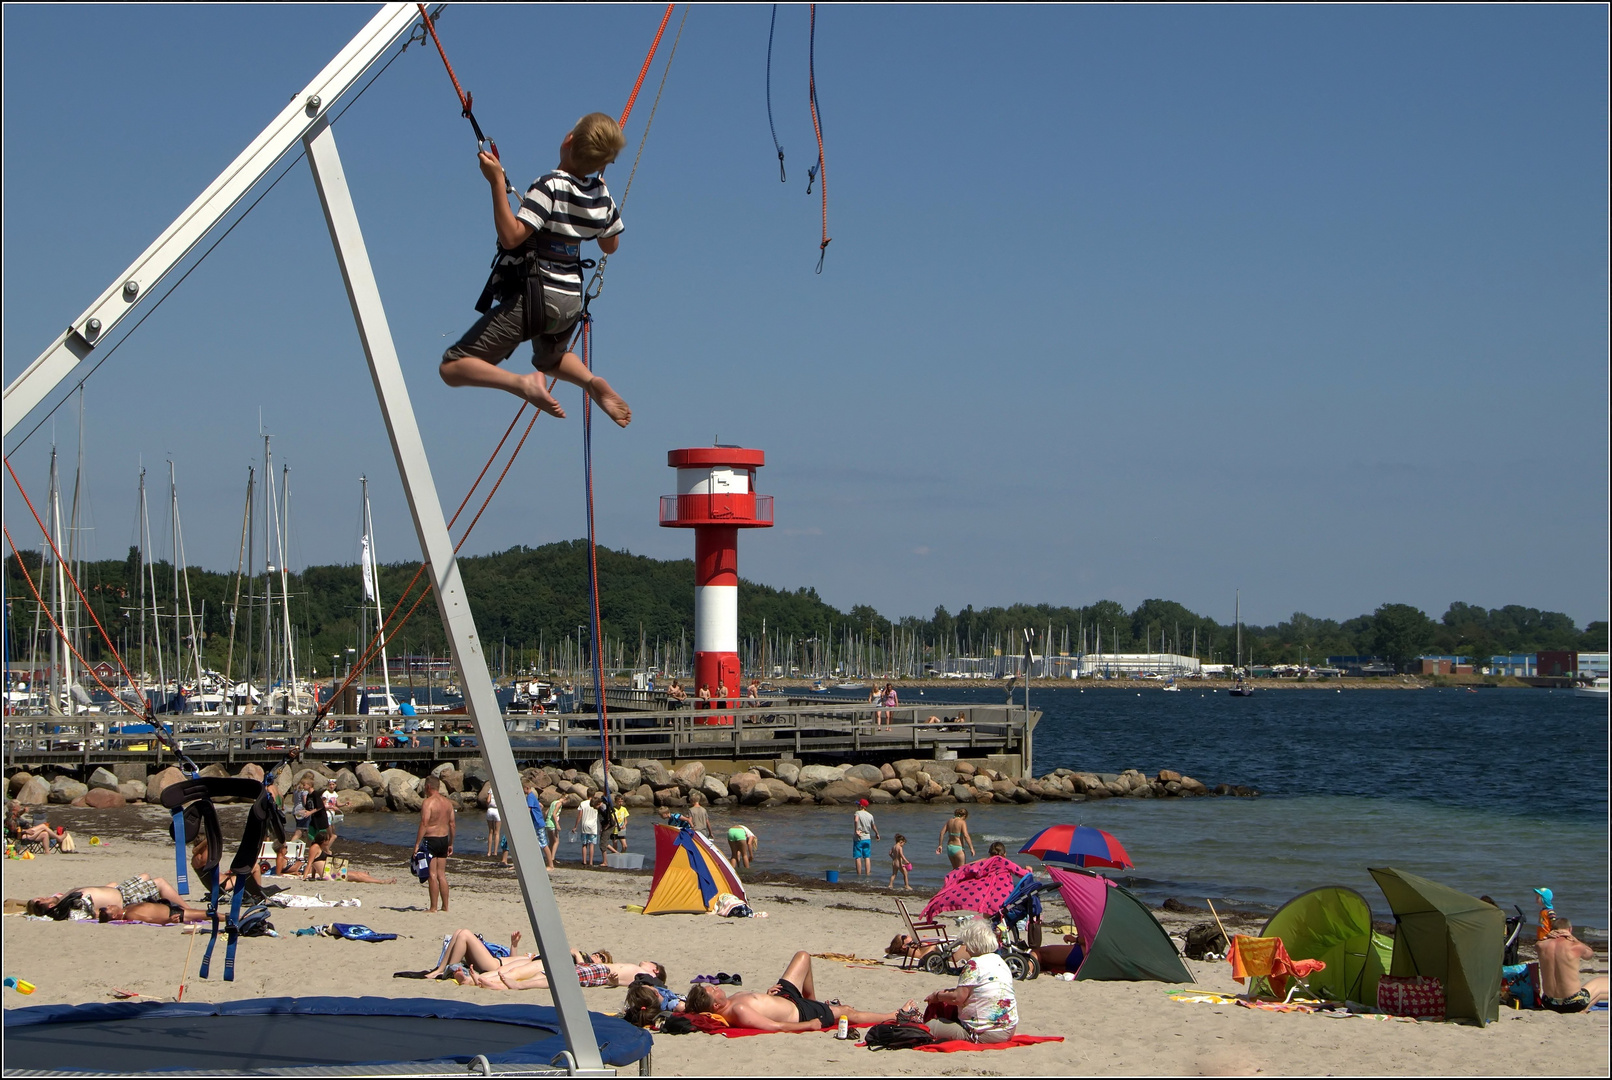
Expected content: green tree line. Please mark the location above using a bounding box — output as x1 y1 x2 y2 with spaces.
5 542 1606 677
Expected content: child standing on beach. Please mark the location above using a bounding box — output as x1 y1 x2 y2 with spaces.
888 834 911 890
438 113 632 428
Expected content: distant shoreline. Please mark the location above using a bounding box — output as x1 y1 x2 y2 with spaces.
757 674 1541 693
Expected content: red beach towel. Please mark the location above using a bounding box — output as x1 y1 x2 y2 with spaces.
914 1035 1065 1053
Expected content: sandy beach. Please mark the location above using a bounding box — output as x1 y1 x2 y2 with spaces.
4 807 1606 1077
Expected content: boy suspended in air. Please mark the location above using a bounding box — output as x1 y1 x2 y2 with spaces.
439 113 631 427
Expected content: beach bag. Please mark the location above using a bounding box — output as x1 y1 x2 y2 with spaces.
864 1021 937 1050
1377 975 1445 1020
410 846 430 883
1185 923 1229 960
236 907 275 938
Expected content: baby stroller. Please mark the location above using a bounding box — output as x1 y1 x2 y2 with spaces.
918 866 1052 981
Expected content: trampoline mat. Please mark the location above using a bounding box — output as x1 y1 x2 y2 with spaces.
5 1013 550 1072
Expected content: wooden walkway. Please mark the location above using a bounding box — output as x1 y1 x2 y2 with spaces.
3 702 1039 773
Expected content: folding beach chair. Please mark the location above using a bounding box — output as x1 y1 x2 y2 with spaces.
259 839 305 865
895 897 952 972
1229 935 1326 1002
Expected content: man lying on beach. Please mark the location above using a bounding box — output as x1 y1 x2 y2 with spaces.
452 955 665 991
684 951 918 1032
26 874 188 921
1539 919 1610 1013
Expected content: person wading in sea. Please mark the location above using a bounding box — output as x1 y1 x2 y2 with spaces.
415 776 455 913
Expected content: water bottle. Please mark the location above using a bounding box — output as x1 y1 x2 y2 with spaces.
836 1015 850 1039
4 977 36 994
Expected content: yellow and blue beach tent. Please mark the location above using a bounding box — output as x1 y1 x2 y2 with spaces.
643 824 745 915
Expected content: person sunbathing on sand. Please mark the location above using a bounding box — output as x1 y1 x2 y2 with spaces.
453 955 665 991
684 951 918 1032
27 874 187 921
396 928 538 980
102 899 211 925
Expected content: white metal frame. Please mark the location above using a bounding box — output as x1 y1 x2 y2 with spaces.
2 6 604 1073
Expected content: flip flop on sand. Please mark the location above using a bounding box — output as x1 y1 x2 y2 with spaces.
392 970 433 979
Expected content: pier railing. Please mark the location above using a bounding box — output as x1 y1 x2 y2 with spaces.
2 701 1037 772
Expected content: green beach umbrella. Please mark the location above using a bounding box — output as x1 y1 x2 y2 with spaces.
1369 867 1505 1026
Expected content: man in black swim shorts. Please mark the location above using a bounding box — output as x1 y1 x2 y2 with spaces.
683 952 917 1032
413 776 456 913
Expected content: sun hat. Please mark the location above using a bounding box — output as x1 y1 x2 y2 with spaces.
1534 887 1555 910
858 798 869 807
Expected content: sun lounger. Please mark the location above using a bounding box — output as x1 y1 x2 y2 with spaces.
895 897 952 972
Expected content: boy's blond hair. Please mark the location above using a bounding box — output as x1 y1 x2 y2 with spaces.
570 113 626 174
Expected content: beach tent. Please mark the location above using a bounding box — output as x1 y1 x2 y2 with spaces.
1251 886 1393 1004
643 825 745 915
1369 867 1504 1026
1048 867 1193 983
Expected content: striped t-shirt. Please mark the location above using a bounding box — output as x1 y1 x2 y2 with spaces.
514 170 624 296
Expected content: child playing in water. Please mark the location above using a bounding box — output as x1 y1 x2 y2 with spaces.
439 113 631 428
889 834 911 890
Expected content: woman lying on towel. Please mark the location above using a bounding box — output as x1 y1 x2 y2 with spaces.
922 919 1019 1043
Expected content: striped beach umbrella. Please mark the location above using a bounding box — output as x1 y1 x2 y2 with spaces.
1019 824 1134 870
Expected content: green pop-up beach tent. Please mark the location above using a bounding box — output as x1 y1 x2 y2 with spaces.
1250 886 1393 1004
1048 867 1194 983
1369 867 1505 1025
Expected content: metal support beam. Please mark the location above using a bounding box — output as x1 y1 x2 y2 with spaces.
301 116 604 1073
3 4 419 439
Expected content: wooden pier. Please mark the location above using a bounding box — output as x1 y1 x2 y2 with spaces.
3 701 1039 775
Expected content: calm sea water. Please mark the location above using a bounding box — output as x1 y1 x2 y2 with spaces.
340 685 1609 930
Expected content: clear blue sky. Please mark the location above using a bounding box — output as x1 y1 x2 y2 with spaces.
4 4 1607 629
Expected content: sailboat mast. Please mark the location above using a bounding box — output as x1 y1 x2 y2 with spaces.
68 390 86 692
141 469 165 698
170 462 182 700
222 469 252 708
1235 590 1242 672
279 465 298 708
46 450 64 714
262 436 274 708
363 476 393 706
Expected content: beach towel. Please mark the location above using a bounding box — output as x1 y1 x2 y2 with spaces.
1229 935 1326 1000
687 1013 836 1038
322 922 396 943
265 894 361 909
912 1035 1064 1053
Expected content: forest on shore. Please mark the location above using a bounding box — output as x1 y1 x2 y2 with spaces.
6 541 1606 679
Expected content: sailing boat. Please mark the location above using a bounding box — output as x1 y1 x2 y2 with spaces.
1229 590 1254 697
357 476 398 716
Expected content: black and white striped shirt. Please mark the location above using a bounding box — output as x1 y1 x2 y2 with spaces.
514 170 624 296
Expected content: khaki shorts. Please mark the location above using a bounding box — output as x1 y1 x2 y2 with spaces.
441 288 582 373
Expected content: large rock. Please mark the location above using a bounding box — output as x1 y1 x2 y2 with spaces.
379 768 422 794
631 760 673 787
672 761 706 788
235 762 266 784
921 780 946 799
438 768 465 795
740 783 771 807
655 789 687 809
333 768 360 792
83 787 125 808
1180 776 1208 795
588 760 608 787
773 761 800 787
9 771 34 796
817 779 870 804
1157 769 1182 784
199 763 230 779
879 778 904 793
796 764 845 791
624 784 655 808
336 790 374 813
927 768 959 790
727 772 761 801
844 764 884 785
866 787 896 804
951 783 977 802
356 762 385 790
49 776 88 804
973 774 993 792
88 767 121 792
700 775 729 802
991 778 1018 798
1041 786 1072 801
900 776 919 794
608 764 642 792
460 759 491 792
119 780 147 802
954 761 977 776
879 762 898 780
386 772 424 812
1011 786 1038 804
760 779 801 803
893 759 925 780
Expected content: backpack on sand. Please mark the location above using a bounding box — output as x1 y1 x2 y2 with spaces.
863 1021 937 1050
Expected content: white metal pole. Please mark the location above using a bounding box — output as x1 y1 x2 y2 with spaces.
301 115 603 1072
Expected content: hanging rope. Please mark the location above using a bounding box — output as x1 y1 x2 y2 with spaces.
808 4 831 273
416 3 516 200
766 5 786 182
621 4 676 130
579 316 613 802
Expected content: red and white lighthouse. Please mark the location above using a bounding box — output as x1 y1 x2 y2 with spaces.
660 446 773 721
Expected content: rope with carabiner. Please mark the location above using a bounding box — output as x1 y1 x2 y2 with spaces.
808 4 831 273
416 4 518 202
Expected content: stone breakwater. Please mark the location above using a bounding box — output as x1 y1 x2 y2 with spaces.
6 758 1258 813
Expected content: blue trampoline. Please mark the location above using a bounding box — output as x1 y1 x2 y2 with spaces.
2 996 651 1075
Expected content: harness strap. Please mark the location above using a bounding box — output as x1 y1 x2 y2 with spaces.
198 869 222 980
222 878 247 982
171 809 189 897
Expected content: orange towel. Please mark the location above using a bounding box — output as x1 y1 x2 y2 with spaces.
1229 935 1326 999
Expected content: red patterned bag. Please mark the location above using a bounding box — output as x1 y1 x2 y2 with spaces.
1377 975 1445 1020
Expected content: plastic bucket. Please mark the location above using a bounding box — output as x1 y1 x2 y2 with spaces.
825 870 839 883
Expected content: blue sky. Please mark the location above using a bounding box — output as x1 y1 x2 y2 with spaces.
3 4 1607 628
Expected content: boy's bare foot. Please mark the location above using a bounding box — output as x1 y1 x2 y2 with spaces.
516 373 565 419
586 376 632 427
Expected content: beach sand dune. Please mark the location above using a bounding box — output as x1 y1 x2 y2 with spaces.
3 823 1605 1076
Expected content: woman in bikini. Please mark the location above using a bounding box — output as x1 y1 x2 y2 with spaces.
936 807 975 869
